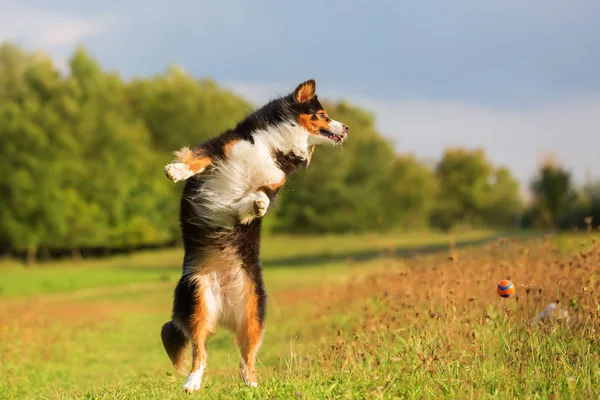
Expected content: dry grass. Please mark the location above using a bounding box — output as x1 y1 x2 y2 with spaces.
275 233 600 399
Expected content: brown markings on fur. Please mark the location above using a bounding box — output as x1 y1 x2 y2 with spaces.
316 109 329 119
298 111 332 136
236 279 263 384
175 147 213 174
189 285 215 373
223 138 240 157
186 252 231 374
295 80 316 103
200 245 242 274
258 176 286 195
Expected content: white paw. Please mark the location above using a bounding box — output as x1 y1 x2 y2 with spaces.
240 361 258 387
182 380 201 393
254 197 268 218
165 162 198 183
236 192 270 224
182 369 204 393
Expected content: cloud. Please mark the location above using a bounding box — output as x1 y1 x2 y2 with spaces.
363 97 600 189
0 2 104 49
36 21 100 48
227 81 600 191
225 81 292 105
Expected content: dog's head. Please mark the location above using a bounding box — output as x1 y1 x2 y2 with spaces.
288 79 349 147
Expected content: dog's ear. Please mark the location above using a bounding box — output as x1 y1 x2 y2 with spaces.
293 79 316 103
304 145 316 168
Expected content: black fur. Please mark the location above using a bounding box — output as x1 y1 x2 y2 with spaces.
161 320 189 374
234 92 325 138
274 151 306 175
192 88 326 164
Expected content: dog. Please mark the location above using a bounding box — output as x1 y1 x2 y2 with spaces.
160 79 348 392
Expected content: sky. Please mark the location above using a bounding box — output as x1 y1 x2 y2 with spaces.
1 0 599 192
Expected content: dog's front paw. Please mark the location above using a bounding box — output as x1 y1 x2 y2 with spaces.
165 162 197 183
236 192 270 225
253 197 268 218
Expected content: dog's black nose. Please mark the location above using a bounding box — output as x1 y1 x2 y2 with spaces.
343 124 349 133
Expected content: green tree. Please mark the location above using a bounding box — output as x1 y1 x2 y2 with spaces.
66 48 174 248
563 178 600 230
0 47 75 261
482 167 522 227
529 158 577 229
584 179 600 229
0 42 30 101
127 66 253 154
384 154 437 229
431 148 494 230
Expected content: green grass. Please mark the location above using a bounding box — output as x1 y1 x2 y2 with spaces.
1 230 598 399
0 229 504 298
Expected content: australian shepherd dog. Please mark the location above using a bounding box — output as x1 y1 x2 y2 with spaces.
160 79 349 392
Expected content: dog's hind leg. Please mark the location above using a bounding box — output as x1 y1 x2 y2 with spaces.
236 272 267 387
181 279 217 393
182 328 212 393
168 274 218 393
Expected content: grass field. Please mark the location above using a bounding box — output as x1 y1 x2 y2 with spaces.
1 229 599 399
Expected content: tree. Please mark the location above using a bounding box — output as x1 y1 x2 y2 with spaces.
0 49 76 261
66 48 174 249
431 148 493 230
482 167 522 227
584 179 600 229
383 154 438 229
0 42 30 101
127 66 253 154
529 157 577 229
563 177 600 230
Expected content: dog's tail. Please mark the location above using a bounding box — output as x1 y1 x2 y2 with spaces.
161 320 189 375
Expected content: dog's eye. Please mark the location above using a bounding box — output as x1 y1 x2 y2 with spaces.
317 112 325 118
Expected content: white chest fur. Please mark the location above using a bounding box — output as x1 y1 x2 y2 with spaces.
193 123 310 228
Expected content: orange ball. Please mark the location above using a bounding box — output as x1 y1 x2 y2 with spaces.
497 280 515 298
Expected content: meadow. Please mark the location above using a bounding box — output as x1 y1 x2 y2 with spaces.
1 229 599 399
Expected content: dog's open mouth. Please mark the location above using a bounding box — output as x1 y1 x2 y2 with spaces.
319 129 345 142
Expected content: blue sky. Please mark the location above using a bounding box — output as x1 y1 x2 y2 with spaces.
2 0 599 192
